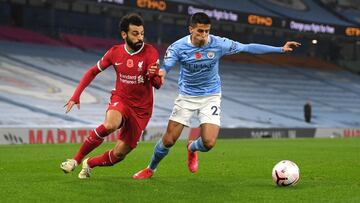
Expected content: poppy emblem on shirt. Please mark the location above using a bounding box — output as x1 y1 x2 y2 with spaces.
127 59 134 68
207 51 215 59
194 52 202 60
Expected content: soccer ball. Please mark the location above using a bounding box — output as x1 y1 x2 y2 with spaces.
272 160 300 186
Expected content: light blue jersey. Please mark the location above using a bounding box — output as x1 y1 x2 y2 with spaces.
161 34 283 96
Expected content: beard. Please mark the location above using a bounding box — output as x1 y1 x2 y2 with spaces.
126 37 143 52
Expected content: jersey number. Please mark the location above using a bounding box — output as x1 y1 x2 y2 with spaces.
211 106 219 116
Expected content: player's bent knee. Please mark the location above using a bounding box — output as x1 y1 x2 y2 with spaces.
162 135 176 148
203 140 216 150
113 150 126 161
103 122 120 133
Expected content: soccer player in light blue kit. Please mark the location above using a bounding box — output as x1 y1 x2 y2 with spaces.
133 12 300 179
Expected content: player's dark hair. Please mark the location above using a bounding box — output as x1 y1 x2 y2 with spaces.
189 12 211 26
119 13 144 33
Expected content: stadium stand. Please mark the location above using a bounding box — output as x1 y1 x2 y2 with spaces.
250 0 355 25
60 33 118 50
1 40 359 128
320 0 360 25
0 26 65 46
0 0 359 131
221 61 360 128
0 40 172 128
0 2 11 24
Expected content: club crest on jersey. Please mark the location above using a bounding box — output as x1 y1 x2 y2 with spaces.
194 52 202 60
127 59 134 68
207 51 215 59
138 61 143 71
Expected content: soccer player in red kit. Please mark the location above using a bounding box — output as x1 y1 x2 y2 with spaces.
60 13 162 179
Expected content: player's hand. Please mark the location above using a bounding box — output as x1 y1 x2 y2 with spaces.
147 61 160 78
283 41 301 52
64 100 80 113
158 69 166 85
147 64 158 75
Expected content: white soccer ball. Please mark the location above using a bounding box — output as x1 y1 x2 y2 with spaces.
272 160 300 186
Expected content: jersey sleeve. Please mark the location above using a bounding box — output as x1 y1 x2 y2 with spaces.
146 47 163 89
146 47 160 70
96 47 114 72
146 46 160 78
151 75 162 89
161 44 178 73
70 65 99 103
70 48 114 103
220 37 283 56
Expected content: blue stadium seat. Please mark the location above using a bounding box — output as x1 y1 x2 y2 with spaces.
251 0 354 25
1 41 360 128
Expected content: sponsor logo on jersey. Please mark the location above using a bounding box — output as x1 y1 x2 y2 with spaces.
207 51 215 59
195 52 202 60
115 62 122 66
181 61 216 73
137 75 144 84
127 59 134 68
119 73 142 85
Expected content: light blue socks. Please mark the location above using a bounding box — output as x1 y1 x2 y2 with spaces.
149 139 169 171
189 137 209 152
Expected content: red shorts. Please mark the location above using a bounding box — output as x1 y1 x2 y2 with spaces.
107 95 150 148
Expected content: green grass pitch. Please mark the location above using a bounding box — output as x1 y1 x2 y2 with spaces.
0 138 359 202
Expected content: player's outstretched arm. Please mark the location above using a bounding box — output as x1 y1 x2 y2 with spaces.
64 65 101 113
64 100 80 113
282 41 301 52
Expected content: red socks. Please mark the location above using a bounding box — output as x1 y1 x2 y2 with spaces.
73 124 123 168
73 124 108 164
87 150 120 168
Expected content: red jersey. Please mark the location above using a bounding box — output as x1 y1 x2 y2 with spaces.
71 43 162 123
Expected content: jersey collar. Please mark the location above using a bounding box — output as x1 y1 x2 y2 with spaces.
124 43 144 56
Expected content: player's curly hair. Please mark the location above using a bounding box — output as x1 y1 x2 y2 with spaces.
189 12 211 27
119 13 144 33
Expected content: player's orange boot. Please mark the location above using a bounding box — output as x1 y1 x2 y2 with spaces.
133 168 154 180
187 141 198 173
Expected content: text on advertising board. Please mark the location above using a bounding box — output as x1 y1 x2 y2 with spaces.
345 27 360 37
248 15 273 27
137 0 166 11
